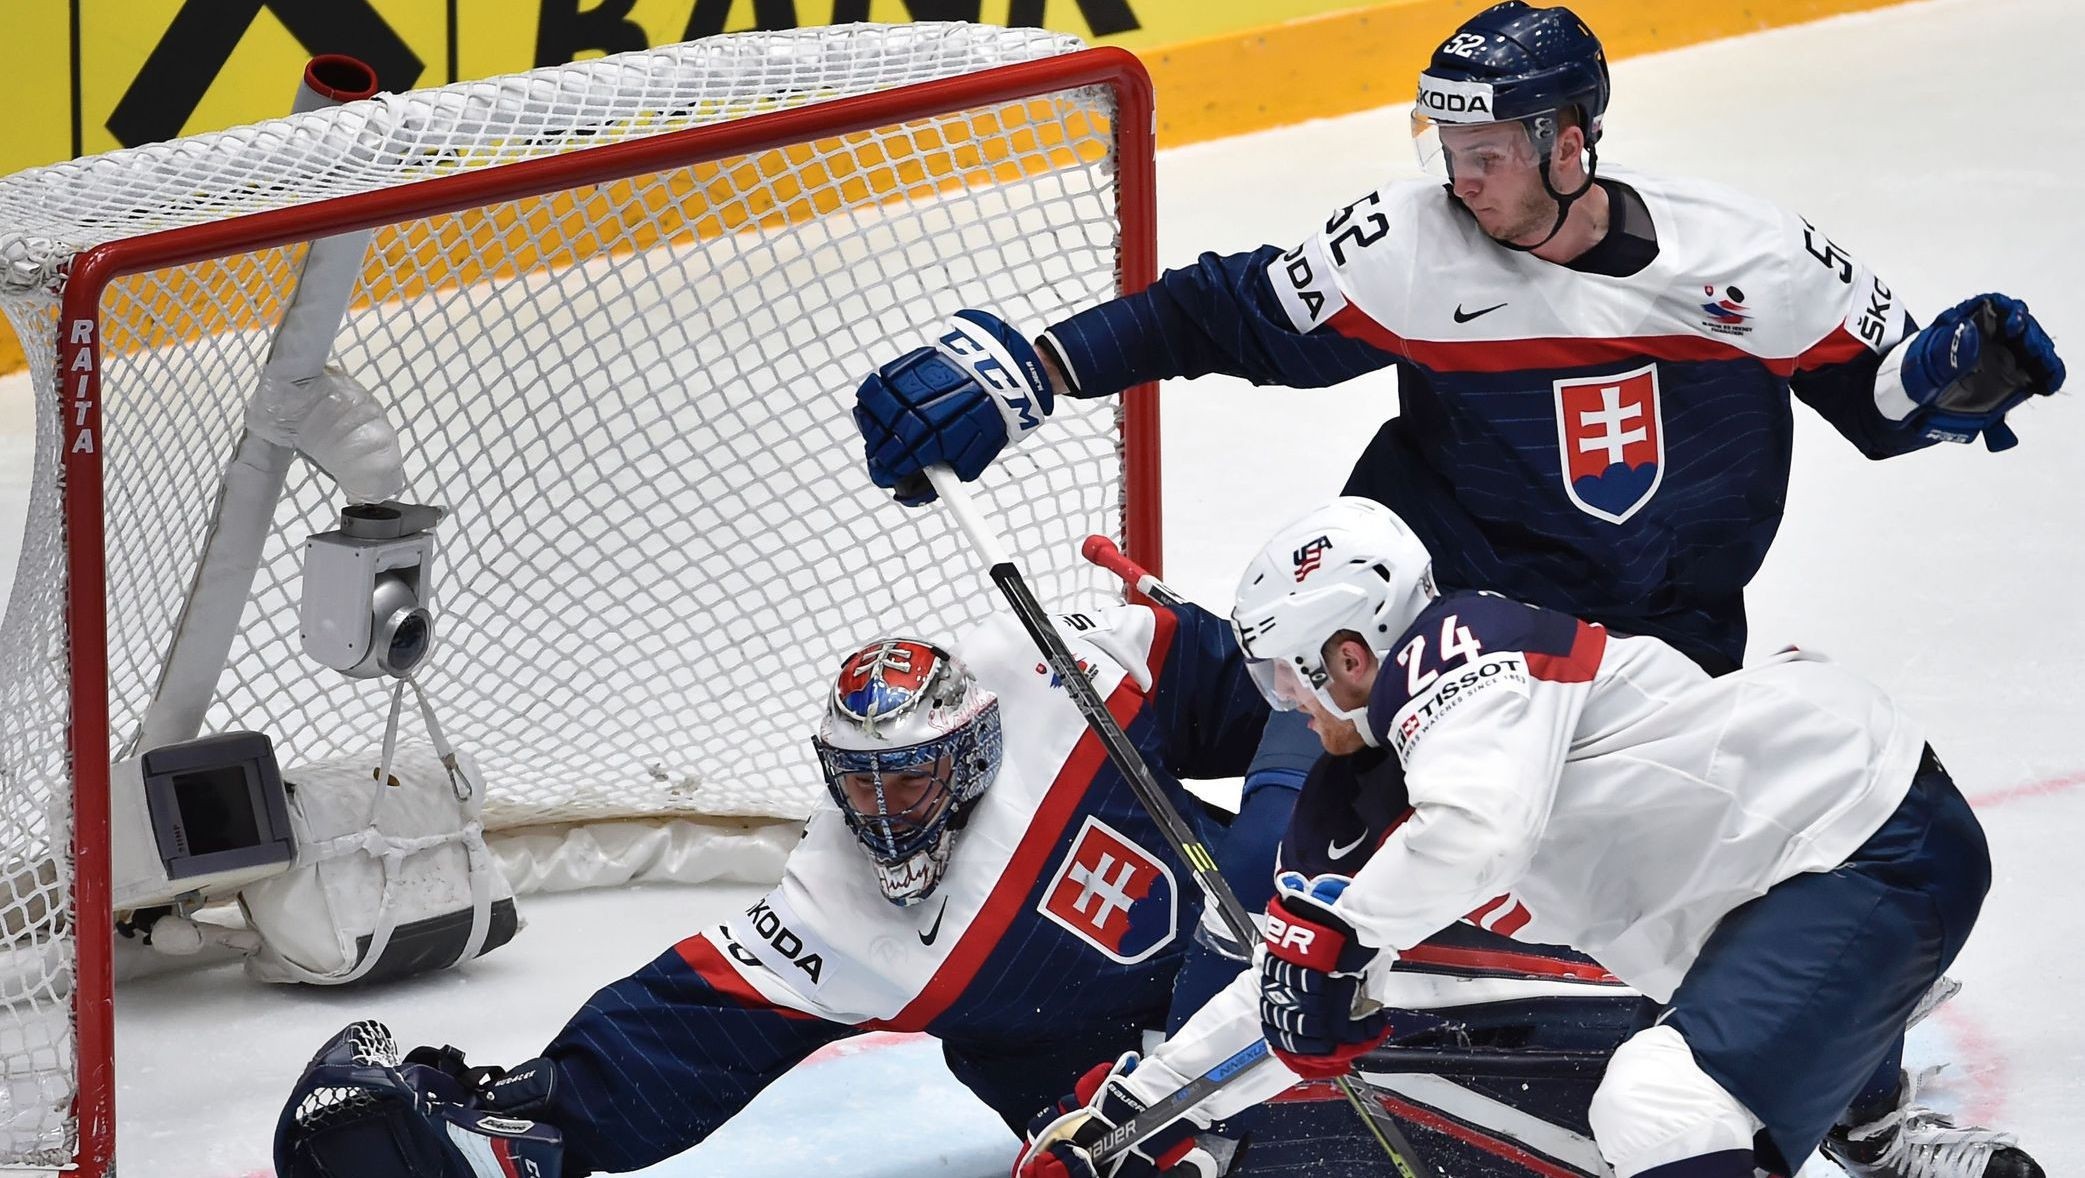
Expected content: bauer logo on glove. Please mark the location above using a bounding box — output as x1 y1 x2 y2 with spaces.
1258 872 1392 1080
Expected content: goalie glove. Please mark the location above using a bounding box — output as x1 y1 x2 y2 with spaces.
275 1020 564 1178
1259 872 1391 1080
1887 293 2065 451
1018 1053 1223 1178
854 309 1056 506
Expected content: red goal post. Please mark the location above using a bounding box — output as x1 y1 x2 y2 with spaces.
1 28 1157 1175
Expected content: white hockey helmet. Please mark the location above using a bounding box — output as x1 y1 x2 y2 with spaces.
809 637 1003 906
1230 497 1436 741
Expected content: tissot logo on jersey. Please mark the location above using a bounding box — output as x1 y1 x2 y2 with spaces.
1038 817 1178 964
1554 364 1665 525
1391 652 1530 759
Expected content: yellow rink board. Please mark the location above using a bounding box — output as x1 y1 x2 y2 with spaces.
1140 0 1914 146
0 0 1912 376
89 101 1107 369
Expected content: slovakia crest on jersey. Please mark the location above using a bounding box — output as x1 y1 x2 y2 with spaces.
1039 816 1178 964
1554 362 1665 524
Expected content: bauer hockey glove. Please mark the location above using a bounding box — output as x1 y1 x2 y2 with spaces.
1260 872 1390 1080
854 309 1055 506
1890 293 2065 451
1019 1052 1222 1178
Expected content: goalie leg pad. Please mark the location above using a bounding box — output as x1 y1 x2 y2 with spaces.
276 1020 564 1178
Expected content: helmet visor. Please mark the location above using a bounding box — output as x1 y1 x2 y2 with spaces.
1412 112 1545 182
1244 654 1326 715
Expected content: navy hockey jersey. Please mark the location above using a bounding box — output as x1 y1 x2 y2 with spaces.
1040 169 1932 668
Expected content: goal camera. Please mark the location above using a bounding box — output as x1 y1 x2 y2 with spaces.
300 500 447 679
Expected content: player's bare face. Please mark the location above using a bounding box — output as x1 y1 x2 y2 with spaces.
1296 690 1367 756
1440 123 1554 246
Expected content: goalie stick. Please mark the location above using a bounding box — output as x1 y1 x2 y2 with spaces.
923 466 1436 1178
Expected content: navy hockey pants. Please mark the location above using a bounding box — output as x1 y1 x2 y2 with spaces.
1663 745 1990 1171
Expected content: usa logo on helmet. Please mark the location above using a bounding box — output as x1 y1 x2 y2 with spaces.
1292 535 1333 582
1554 363 1664 524
1038 817 1177 964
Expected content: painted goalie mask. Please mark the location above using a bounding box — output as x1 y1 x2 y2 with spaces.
810 638 1003 906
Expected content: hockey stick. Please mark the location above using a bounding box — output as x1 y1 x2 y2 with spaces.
924 466 1436 1178
1089 1039 1273 1161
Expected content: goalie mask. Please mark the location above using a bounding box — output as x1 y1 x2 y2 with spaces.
811 638 1003 906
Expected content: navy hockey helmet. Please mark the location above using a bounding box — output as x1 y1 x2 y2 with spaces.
1414 2 1611 248
1418 2 1609 143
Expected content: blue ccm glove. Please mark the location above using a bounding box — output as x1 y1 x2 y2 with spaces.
1259 872 1391 1080
1892 293 2066 451
854 309 1056 506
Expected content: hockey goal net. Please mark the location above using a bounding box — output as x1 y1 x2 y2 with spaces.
0 24 1155 1173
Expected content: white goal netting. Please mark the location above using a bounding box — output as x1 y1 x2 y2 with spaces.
0 24 1149 1170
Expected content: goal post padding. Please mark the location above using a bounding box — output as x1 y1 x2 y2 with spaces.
0 25 1156 1175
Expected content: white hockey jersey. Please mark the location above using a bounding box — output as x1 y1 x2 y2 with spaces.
1117 590 1926 1131
1334 590 1923 1002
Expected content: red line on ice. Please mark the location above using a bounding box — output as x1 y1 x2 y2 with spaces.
1969 770 2085 809
1932 999 2008 1128
803 1029 918 1064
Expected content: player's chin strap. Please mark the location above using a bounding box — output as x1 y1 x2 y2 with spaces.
923 466 1437 1178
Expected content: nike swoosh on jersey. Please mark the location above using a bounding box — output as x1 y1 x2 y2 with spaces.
1453 302 1508 323
917 899 950 946
1327 832 1368 859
